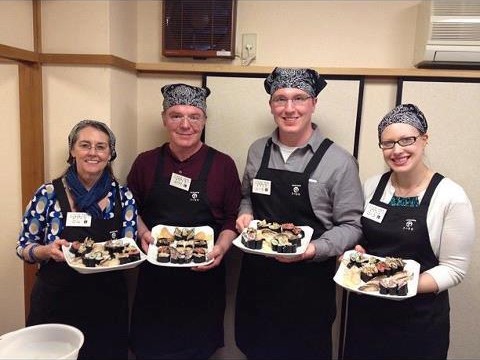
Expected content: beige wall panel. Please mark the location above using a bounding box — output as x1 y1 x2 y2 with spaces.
236 0 419 67
110 0 137 62
43 66 111 179
136 73 201 155
137 0 162 63
139 0 420 67
357 79 398 182
41 0 110 54
0 64 26 334
0 0 34 50
110 69 137 183
402 81 480 360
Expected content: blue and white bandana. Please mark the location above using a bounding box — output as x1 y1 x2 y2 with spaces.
161 83 210 113
378 104 428 140
264 67 327 97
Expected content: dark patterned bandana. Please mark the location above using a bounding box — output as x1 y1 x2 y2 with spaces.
264 67 327 97
378 104 428 139
161 83 211 113
68 119 117 163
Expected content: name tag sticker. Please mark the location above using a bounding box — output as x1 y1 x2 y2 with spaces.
170 173 192 191
363 203 387 223
252 178 271 195
66 212 92 227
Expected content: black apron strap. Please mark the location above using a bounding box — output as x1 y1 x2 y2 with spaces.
420 172 444 208
259 138 273 170
371 171 391 202
304 138 333 176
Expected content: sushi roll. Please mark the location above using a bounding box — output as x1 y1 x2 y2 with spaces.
193 247 207 263
375 261 392 277
157 246 170 263
193 239 208 248
242 227 258 249
155 237 171 247
127 248 141 262
82 252 97 267
360 264 378 283
396 279 408 296
256 219 269 230
76 243 92 257
379 278 397 295
270 238 278 252
268 222 282 233
69 241 81 256
117 253 130 264
184 247 193 264
83 238 95 251
104 239 125 255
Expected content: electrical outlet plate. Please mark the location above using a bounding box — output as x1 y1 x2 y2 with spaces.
241 33 257 61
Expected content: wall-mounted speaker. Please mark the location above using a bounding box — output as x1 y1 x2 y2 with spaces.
162 0 237 59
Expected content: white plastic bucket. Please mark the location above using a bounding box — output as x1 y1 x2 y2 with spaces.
0 323 84 359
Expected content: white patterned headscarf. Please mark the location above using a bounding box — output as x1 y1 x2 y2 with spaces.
161 83 210 113
378 104 428 140
264 67 327 97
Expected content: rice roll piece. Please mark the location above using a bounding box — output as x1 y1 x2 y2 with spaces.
157 246 171 263
193 248 207 263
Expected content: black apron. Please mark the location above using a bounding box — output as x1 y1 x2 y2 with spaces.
344 172 450 360
130 145 226 360
27 177 129 360
235 138 337 360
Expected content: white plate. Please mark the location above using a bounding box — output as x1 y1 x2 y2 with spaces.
232 220 313 257
62 237 147 274
333 250 420 301
148 224 214 267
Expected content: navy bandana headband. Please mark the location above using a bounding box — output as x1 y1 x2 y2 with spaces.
161 83 211 113
378 104 428 140
264 67 327 97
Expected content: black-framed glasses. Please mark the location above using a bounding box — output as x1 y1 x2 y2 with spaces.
379 135 422 149
271 95 312 108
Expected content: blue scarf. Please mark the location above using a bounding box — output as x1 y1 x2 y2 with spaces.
65 165 112 219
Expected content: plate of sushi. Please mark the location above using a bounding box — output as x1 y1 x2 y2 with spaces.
232 219 313 257
62 237 147 274
148 225 214 267
333 250 420 300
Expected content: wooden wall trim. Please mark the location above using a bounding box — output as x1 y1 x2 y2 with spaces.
136 62 480 79
0 44 37 62
39 53 137 72
18 62 44 321
1 41 479 79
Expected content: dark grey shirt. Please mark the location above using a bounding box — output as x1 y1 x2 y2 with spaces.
239 124 364 261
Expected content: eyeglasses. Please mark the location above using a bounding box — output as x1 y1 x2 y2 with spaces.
167 114 205 125
77 142 109 153
271 95 312 108
379 135 422 149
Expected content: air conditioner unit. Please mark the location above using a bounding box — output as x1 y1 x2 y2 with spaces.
414 0 480 69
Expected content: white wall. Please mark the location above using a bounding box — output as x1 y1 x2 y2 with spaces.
0 64 26 334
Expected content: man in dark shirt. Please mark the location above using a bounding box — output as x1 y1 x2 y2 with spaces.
127 83 241 359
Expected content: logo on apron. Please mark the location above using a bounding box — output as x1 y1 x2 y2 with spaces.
291 184 302 196
403 218 417 231
190 191 200 202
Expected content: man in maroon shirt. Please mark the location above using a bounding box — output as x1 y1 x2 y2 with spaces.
127 83 241 359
